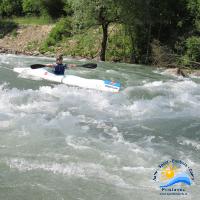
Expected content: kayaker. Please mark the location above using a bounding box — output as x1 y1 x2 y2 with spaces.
46 55 76 75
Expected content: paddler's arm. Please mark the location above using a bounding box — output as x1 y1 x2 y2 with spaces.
45 64 55 68
68 64 77 68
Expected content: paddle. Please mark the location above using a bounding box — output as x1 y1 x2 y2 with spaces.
30 63 97 69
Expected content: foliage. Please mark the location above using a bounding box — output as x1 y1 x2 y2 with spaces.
0 20 18 38
0 0 23 17
151 40 177 67
42 18 72 48
185 36 200 62
63 0 73 16
69 0 120 61
116 0 193 64
22 0 42 16
1 0 200 67
40 0 65 19
106 24 132 62
62 27 101 58
38 24 131 62
69 0 119 26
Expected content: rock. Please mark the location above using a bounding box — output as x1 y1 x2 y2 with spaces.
191 71 200 77
164 68 188 77
33 51 40 56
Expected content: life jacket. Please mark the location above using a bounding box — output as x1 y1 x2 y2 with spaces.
53 64 67 75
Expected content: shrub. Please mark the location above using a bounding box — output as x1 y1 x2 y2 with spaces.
22 0 42 16
43 18 72 48
41 0 65 19
185 36 200 62
151 40 177 67
0 0 23 17
0 20 18 38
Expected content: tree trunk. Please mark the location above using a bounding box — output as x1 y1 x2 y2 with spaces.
145 23 152 64
129 31 138 64
100 23 109 61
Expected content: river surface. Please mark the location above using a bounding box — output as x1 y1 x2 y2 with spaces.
0 54 199 200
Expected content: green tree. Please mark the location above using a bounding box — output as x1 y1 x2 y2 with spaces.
43 17 72 47
69 0 119 61
22 0 72 17
185 36 200 61
0 0 23 17
187 0 200 32
22 0 42 16
117 0 192 64
41 0 65 19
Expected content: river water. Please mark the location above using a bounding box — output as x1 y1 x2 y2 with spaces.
0 54 199 200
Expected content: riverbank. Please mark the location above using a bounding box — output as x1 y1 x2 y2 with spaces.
0 21 131 62
0 23 200 78
0 24 53 56
0 23 93 60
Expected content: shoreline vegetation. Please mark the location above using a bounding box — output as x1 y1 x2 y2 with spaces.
0 0 200 77
0 19 132 62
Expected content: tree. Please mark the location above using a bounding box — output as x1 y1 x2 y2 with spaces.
0 0 23 17
22 0 42 16
41 0 65 19
117 0 192 64
69 0 119 61
187 0 200 32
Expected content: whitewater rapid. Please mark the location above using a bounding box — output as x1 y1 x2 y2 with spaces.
0 54 199 200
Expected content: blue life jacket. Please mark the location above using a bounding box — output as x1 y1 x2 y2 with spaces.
53 64 67 75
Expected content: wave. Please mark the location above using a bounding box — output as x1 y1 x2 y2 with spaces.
160 173 191 188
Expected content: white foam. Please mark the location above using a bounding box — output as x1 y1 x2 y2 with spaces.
122 166 153 173
16 126 30 137
65 136 91 150
0 121 11 129
143 81 164 87
177 137 200 150
190 75 200 79
121 79 200 120
0 53 200 196
7 158 131 188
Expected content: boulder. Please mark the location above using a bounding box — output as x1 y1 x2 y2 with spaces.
164 68 188 77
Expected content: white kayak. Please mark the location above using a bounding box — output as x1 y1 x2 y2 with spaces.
13 68 121 93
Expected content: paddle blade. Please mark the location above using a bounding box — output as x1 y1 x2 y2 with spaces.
31 64 46 69
78 63 97 69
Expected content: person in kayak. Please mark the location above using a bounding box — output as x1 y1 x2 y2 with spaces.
46 55 76 75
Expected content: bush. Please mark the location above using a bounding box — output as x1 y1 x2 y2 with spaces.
0 0 23 17
43 18 72 48
22 0 42 16
107 25 132 62
151 40 177 67
185 36 200 62
41 0 65 19
0 20 18 38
